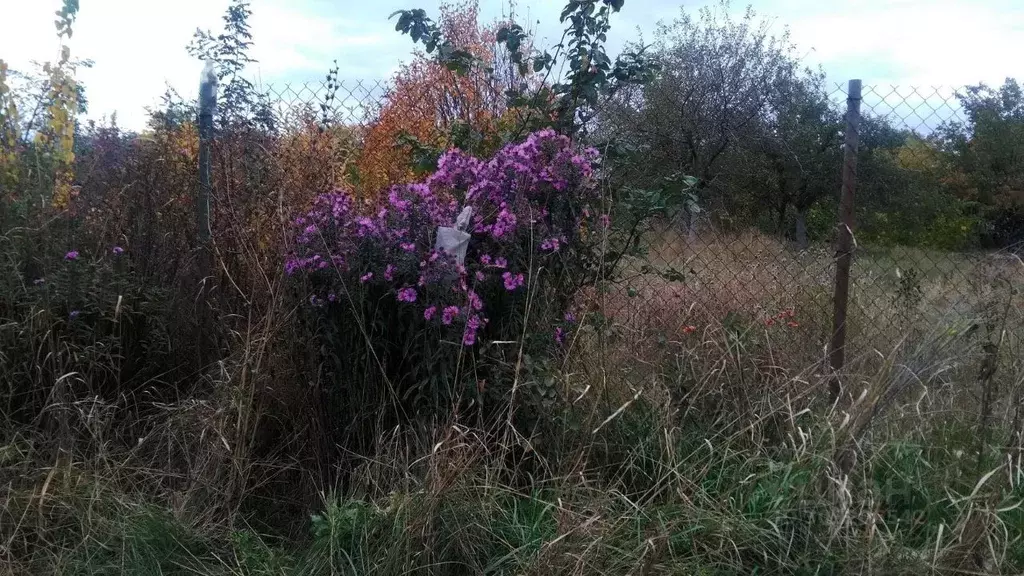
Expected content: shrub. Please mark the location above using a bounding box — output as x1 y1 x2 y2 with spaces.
286 129 605 443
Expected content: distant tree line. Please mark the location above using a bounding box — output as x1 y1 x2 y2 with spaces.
598 1 1024 251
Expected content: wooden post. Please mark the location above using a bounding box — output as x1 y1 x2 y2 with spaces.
828 79 861 403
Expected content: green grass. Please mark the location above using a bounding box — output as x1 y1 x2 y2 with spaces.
2 227 1022 575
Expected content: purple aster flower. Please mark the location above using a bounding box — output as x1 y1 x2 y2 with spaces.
397 287 417 303
502 272 524 291
360 272 373 283
424 306 437 321
463 314 481 346
564 312 577 324
467 290 483 311
401 242 416 252
475 271 485 282
384 264 396 281
494 257 507 269
492 209 517 239
442 305 460 325
112 246 124 255
554 327 565 345
69 310 80 320
64 250 79 261
480 254 492 266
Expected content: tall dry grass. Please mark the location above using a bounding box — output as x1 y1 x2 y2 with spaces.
3 112 1024 574
4 220 1023 573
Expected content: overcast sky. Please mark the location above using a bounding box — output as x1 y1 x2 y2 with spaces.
1 0 1022 130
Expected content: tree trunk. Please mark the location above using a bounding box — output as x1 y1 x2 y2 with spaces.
795 208 809 250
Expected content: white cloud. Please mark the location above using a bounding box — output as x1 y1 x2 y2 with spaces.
248 3 396 78
1 0 227 129
764 0 1023 87
1 0 1021 131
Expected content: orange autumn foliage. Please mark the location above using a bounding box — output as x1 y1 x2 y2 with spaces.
276 114 360 208
354 0 510 197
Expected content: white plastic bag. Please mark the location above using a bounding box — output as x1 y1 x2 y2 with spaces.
434 206 473 265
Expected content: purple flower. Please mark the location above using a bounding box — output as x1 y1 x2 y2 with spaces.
564 312 576 324
327 293 337 302
502 272 525 291
554 327 565 345
491 208 517 239
600 214 611 229
33 277 45 285
112 246 124 255
467 290 483 311
442 305 460 325
360 272 373 283
284 131 602 310
64 250 79 261
69 310 80 320
463 314 482 346
397 287 418 303
424 306 437 321
540 236 563 252
356 217 376 237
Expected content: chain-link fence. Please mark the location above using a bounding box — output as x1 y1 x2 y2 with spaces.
257 78 1023 376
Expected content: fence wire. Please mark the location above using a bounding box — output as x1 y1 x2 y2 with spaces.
261 79 1023 373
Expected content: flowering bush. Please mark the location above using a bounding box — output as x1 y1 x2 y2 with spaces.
286 129 604 419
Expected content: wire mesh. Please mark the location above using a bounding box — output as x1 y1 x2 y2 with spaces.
259 79 1023 370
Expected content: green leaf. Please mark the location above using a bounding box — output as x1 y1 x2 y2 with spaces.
660 267 686 283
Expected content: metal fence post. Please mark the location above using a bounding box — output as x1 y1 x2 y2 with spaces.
196 62 218 361
829 79 861 403
198 61 217 266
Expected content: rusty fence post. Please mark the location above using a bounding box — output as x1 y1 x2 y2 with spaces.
828 79 862 403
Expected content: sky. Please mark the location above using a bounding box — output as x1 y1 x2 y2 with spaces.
1 0 1022 130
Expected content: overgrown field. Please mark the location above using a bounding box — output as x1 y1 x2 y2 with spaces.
3 225 1022 574
3 0 1024 574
